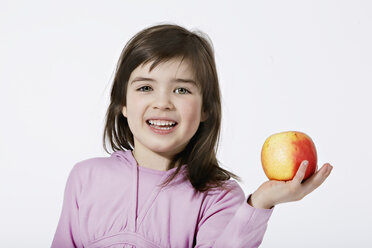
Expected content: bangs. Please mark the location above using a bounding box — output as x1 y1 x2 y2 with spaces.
139 55 201 90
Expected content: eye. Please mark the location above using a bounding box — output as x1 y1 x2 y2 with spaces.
137 86 153 92
174 87 191 94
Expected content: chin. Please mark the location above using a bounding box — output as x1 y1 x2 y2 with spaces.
149 142 185 157
151 147 179 157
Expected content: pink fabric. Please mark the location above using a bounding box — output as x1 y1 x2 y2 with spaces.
52 150 273 248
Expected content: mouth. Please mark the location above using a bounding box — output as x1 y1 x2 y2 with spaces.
146 119 178 130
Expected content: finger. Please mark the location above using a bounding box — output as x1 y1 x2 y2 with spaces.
302 163 333 195
292 160 309 184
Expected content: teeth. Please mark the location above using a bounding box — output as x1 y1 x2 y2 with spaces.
152 126 173 130
148 120 176 126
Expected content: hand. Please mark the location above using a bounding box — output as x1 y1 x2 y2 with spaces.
248 161 333 209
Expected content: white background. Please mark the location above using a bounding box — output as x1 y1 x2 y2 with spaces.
1 0 371 247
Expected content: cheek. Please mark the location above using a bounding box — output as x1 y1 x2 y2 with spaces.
125 95 146 128
126 94 143 114
182 99 203 127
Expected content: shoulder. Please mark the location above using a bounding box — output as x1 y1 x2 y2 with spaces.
183 179 246 217
178 178 245 204
69 150 134 181
206 180 246 205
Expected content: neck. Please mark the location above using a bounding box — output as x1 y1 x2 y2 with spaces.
132 147 173 171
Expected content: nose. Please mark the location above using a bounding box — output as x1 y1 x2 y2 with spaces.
152 91 174 110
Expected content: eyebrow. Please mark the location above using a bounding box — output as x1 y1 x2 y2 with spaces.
130 77 197 85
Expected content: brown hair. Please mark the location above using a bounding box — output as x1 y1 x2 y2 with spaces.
103 23 240 192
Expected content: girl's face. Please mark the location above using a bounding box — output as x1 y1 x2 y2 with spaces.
122 57 206 158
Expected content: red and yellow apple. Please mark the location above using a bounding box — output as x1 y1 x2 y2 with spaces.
261 131 317 181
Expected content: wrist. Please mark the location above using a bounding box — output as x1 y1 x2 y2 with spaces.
248 192 274 209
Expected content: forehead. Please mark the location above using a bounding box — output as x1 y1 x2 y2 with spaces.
130 57 196 80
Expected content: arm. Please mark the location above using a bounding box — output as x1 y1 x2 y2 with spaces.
194 182 273 248
194 161 332 248
51 165 84 248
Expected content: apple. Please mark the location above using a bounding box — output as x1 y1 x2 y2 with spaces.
261 131 317 181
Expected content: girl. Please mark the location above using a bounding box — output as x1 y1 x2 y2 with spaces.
52 24 332 248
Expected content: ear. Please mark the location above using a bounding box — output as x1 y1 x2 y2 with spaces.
122 106 127 118
200 110 208 122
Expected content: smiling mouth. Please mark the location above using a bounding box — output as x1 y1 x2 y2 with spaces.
146 120 178 130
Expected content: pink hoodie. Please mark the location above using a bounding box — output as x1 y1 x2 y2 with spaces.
52 150 273 248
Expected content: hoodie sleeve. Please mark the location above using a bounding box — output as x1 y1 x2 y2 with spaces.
194 181 273 248
51 164 84 248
